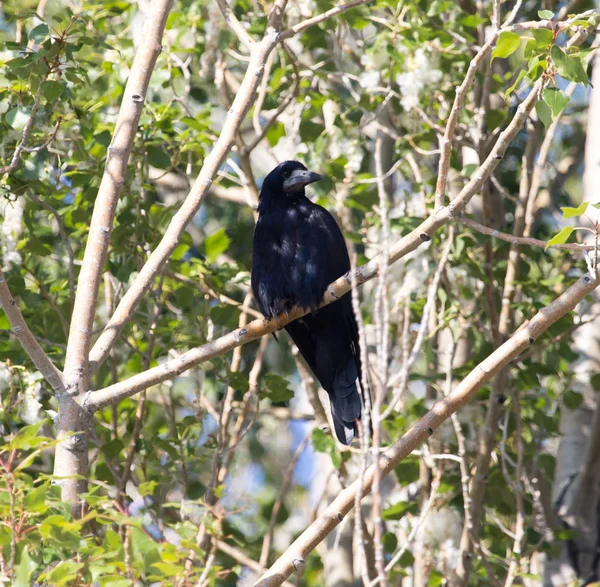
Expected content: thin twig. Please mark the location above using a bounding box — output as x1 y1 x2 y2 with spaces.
0 74 47 175
259 433 311 566
456 215 595 252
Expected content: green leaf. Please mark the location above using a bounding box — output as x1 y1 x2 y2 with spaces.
0 314 10 330
561 202 588 218
151 562 185 577
383 532 398 554
29 23 49 42
506 69 527 97
543 88 570 118
266 121 285 147
551 45 588 85
263 373 294 403
5 107 30 131
41 561 84 586
42 80 64 102
382 500 417 521
531 28 553 50
538 9 554 19
24 484 49 513
14 548 37 587
147 145 171 169
6 421 46 450
229 371 249 394
203 228 231 263
535 100 552 128
181 116 206 131
101 438 124 459
492 31 521 60
139 481 158 496
563 390 583 410
545 226 574 249
311 427 336 453
311 428 341 468
209 304 239 327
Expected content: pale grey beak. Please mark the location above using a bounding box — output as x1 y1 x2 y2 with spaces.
283 169 324 192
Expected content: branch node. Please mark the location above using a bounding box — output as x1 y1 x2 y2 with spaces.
583 274 592 284
528 336 535 345
65 432 87 454
420 232 432 242
427 426 434 436
131 93 144 103
337 512 344 522
292 557 305 571
446 203 458 219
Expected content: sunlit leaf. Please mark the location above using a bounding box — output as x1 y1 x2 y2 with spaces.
545 226 574 248
561 202 588 218
492 31 521 60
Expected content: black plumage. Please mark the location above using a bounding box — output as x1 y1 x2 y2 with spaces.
251 160 365 445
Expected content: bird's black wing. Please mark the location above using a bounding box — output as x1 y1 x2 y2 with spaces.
283 202 363 444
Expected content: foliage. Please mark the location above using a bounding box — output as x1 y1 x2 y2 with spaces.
1 0 599 585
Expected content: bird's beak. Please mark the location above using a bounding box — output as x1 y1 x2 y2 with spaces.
283 169 324 192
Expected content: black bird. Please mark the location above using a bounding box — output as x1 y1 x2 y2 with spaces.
251 160 365 445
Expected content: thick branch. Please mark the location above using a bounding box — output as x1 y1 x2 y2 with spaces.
254 271 600 586
0 270 65 394
63 0 173 393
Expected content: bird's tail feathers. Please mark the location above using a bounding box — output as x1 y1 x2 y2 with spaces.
330 358 362 445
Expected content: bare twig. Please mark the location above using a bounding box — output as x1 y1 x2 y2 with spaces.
456 215 595 251
383 231 453 417
215 0 254 50
0 75 47 176
215 540 296 587
259 433 311 567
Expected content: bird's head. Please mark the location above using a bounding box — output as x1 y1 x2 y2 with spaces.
260 161 324 200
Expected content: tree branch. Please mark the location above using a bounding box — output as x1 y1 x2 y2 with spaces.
253 271 600 586
0 72 47 176
456 215 595 252
215 0 254 50
0 269 65 394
